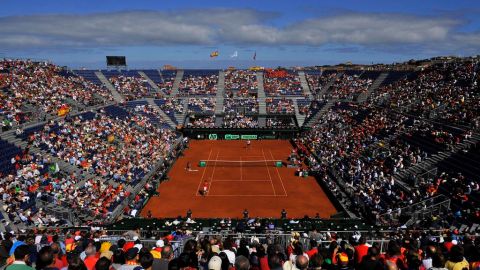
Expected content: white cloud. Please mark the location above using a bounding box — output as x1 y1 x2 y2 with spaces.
0 9 479 54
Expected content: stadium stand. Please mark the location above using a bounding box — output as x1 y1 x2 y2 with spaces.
264 70 303 96
1 56 480 270
179 70 219 96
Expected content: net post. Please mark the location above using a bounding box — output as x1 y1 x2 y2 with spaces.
199 161 206 167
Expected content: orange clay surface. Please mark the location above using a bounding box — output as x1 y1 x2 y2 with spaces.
141 140 337 219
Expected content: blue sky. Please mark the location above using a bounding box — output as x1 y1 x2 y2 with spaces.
1 0 479 68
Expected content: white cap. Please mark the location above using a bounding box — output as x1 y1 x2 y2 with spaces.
74 235 82 241
134 244 143 250
133 236 139 241
156 240 165 248
208 256 222 270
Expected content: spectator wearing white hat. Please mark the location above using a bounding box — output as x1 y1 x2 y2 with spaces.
152 245 173 270
208 256 222 270
150 240 164 259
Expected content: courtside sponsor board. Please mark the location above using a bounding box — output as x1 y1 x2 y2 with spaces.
224 134 240 140
241 135 257 140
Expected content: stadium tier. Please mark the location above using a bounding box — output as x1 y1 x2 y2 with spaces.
1 57 480 270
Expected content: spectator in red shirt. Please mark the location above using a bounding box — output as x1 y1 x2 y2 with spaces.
82 245 98 270
305 239 319 258
354 237 370 264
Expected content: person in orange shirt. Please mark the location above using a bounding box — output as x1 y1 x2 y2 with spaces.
354 237 370 264
305 239 319 258
50 243 67 270
83 245 99 270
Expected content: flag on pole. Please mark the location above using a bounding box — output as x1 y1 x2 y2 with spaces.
230 51 238 58
49 163 60 174
210 50 219 58
57 104 70 116
253 51 256 60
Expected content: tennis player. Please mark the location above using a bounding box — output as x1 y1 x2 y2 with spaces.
246 139 251 149
202 180 209 196
185 161 191 171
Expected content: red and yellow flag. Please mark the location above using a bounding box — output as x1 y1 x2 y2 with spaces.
57 104 70 116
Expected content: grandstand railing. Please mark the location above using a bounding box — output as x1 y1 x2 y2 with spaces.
376 195 451 227
82 231 479 256
36 196 79 225
99 237 192 258
408 166 438 186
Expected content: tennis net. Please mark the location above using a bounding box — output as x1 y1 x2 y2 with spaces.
198 160 282 167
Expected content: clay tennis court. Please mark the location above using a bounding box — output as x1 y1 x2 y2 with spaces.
141 140 337 218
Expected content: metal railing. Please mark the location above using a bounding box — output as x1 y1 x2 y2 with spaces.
376 195 451 226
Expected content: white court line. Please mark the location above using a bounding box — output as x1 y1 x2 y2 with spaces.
211 179 272 182
269 149 288 196
195 148 213 196
205 150 220 197
262 148 276 196
205 194 288 197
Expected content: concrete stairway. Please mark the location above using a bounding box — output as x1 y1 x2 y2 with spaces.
304 100 335 127
215 116 223 127
63 98 86 113
175 99 189 125
170 70 184 97
95 71 125 103
0 202 14 232
258 117 266 128
357 72 388 103
138 71 162 94
215 71 225 114
256 71 267 114
294 100 306 127
0 129 93 188
393 133 480 187
298 71 313 99
317 72 342 98
146 98 177 128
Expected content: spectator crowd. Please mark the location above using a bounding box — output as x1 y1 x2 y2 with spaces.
1 227 480 270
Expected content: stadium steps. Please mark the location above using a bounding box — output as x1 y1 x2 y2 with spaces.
175 99 188 126
294 100 306 127
298 71 313 99
256 71 267 115
146 98 177 128
170 70 184 97
357 72 389 103
138 71 162 94
1 129 92 187
64 97 86 112
258 117 266 128
94 71 125 103
317 72 342 98
93 93 108 104
215 71 225 114
326 170 360 218
1 103 116 186
0 201 15 232
393 133 480 187
214 116 223 127
304 100 335 127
